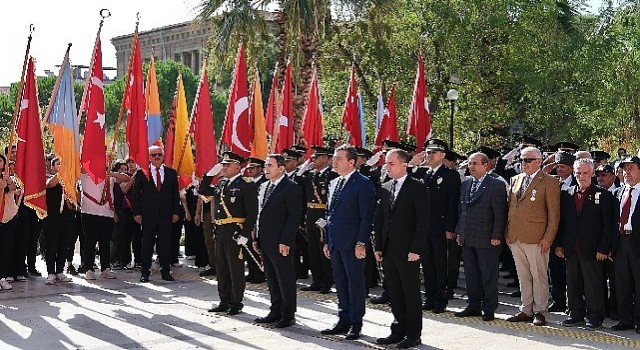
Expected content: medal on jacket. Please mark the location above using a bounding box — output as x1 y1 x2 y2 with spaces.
437 177 443 185
595 192 601 204
230 197 236 203
530 189 537 202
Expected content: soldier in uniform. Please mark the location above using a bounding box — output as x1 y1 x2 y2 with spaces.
245 157 267 284
208 152 258 316
301 146 337 294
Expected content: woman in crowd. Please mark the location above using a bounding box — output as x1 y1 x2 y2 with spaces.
0 154 19 290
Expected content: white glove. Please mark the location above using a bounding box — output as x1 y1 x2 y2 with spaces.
206 163 223 176
315 218 327 228
366 151 383 166
296 159 313 176
234 235 249 246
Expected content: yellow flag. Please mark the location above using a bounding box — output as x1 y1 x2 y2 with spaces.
172 73 195 189
251 70 268 159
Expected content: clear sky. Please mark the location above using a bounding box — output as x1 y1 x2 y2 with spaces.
0 0 199 86
0 0 603 87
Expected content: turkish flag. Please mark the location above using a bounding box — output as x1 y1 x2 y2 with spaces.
274 61 294 153
124 31 149 177
221 43 251 158
15 57 47 218
192 67 218 178
374 84 399 151
81 38 107 184
407 54 431 151
342 66 362 146
302 67 324 155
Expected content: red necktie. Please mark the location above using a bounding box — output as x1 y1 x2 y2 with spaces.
155 167 162 191
620 187 634 233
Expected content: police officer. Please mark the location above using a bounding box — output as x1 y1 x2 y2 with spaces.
208 152 258 316
301 146 337 294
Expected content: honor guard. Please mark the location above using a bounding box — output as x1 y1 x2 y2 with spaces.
301 146 338 293
245 157 267 284
208 151 258 316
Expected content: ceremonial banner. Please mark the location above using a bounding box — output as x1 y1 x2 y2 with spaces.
250 70 268 159
15 58 47 218
146 56 163 145
374 84 399 151
192 65 218 178
342 66 362 146
172 73 195 189
124 29 149 176
45 47 81 205
302 67 324 154
80 38 107 184
265 64 279 136
274 61 294 152
221 43 251 158
407 54 431 151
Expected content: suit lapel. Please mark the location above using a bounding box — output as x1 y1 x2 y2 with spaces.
264 179 287 207
390 178 410 213
469 177 488 204
519 172 543 202
334 174 358 209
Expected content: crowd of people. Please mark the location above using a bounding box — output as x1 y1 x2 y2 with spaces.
0 137 638 349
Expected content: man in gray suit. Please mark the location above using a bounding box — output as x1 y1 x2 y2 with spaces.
454 152 507 321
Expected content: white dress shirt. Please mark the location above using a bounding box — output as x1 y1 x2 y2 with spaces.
622 183 640 231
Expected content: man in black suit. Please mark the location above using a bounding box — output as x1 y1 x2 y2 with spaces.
132 145 181 283
415 138 460 313
208 152 258 316
454 152 507 321
253 154 303 328
556 158 614 329
373 149 428 349
611 156 640 333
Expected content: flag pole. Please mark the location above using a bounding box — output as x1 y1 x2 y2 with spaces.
111 12 140 159
8 24 35 154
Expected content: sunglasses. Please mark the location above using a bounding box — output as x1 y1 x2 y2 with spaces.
150 153 163 158
520 158 540 163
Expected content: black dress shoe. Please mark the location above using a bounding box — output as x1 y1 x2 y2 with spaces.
250 277 266 284
432 306 446 314
482 313 495 321
344 326 361 340
161 273 175 281
320 323 350 335
548 303 566 312
301 283 321 292
370 294 390 304
509 290 521 298
611 323 634 331
227 308 242 316
208 305 230 313
255 314 281 323
319 288 331 294
139 276 150 283
421 302 434 311
454 309 482 317
376 334 404 345
28 269 42 277
199 268 216 277
396 337 421 348
275 318 295 328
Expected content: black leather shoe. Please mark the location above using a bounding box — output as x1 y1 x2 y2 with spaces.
396 337 421 348
432 306 446 314
611 323 634 331
275 318 295 328
548 303 566 312
454 308 482 317
301 283 321 292
250 277 266 284
421 302 434 311
255 314 281 324
199 268 215 277
208 305 229 313
585 320 602 330
320 323 350 335
376 334 404 345
319 288 331 294
482 313 495 321
227 308 242 316
139 276 149 283
370 294 390 304
28 269 42 277
344 326 361 340
161 273 175 281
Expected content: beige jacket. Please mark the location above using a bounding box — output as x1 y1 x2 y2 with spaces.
505 171 560 244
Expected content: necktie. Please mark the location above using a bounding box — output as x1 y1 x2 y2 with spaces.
330 177 346 210
519 176 531 198
620 187 634 233
155 167 162 191
262 182 275 208
470 179 479 197
424 168 434 182
390 179 398 207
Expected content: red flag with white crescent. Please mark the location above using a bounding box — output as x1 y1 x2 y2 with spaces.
407 54 431 151
274 61 294 153
221 43 251 158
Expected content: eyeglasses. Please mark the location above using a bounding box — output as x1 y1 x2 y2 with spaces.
150 153 163 158
520 158 540 163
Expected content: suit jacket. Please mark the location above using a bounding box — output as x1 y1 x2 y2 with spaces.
325 171 376 251
132 166 180 220
612 185 640 257
457 175 507 248
414 165 460 235
506 171 560 244
555 184 614 259
373 176 429 256
256 177 303 250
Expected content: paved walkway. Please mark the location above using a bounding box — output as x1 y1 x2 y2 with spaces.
0 255 638 350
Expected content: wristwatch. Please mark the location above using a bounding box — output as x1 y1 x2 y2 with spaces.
356 241 366 247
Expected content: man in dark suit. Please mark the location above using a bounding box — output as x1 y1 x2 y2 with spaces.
253 154 303 328
320 145 376 340
454 152 507 321
373 149 428 348
208 152 258 316
132 145 181 283
555 158 614 329
611 156 640 333
415 138 460 313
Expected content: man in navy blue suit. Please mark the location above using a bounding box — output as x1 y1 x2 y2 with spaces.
320 145 376 340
